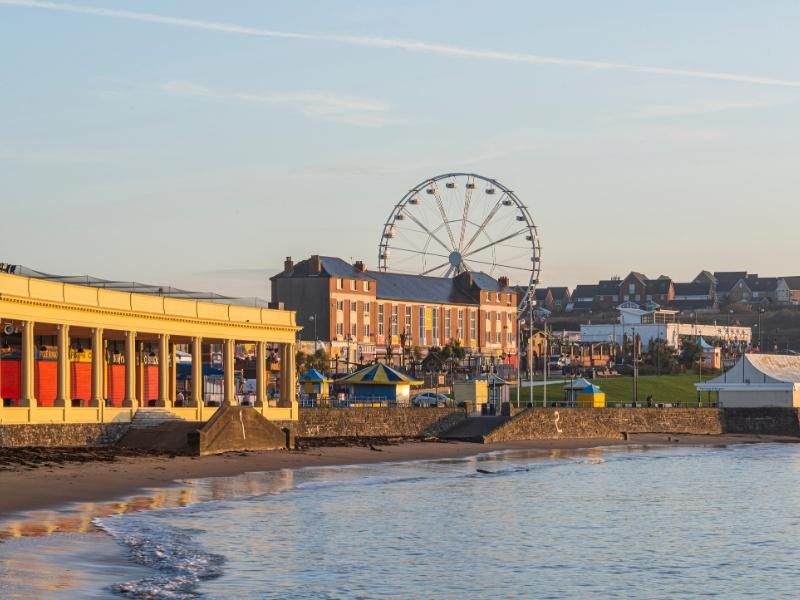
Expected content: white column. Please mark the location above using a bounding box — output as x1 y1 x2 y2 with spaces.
279 343 297 408
56 324 71 409
20 320 36 407
124 331 137 407
158 333 171 407
223 339 235 406
91 327 104 408
191 336 203 407
256 341 267 407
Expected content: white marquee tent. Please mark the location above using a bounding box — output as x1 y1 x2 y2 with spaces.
696 354 800 408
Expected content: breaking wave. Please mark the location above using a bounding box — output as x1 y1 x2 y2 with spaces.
95 513 225 599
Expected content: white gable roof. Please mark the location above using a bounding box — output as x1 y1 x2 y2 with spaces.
698 354 800 390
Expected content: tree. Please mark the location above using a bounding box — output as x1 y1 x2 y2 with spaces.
296 348 331 375
644 338 679 374
679 338 703 370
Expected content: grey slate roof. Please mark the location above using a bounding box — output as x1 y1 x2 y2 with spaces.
272 256 374 280
782 276 800 290
366 271 476 304
572 284 598 301
674 282 713 296
745 276 779 293
646 278 673 294
597 280 621 295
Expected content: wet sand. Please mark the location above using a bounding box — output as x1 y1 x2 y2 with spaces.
0 433 794 519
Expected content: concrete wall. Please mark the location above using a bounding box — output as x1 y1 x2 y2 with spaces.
484 407 800 443
289 407 466 439
0 423 130 447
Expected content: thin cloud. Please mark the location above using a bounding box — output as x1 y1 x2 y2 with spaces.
5 0 800 88
157 80 394 127
631 97 796 118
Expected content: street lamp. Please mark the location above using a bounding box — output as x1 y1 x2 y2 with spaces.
399 329 408 370
308 314 318 351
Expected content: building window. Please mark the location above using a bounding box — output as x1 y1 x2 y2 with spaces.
432 308 439 341
628 283 635 294
363 323 371 338
418 306 425 343
336 300 344 311
469 310 477 340
445 309 451 338
363 281 369 292
391 305 399 336
457 309 464 339
364 302 371 316
351 301 357 314
336 278 343 290
405 306 412 334
350 280 356 291
378 304 385 336
350 323 357 337
336 322 344 336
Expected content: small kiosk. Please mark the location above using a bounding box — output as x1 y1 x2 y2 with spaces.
335 363 422 407
576 383 606 408
299 368 331 400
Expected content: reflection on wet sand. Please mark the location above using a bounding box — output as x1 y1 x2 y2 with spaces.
0 468 296 542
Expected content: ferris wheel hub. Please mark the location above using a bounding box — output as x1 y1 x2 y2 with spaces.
448 251 462 269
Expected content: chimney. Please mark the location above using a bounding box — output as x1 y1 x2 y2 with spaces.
354 260 366 272
310 255 322 274
284 256 294 273
498 276 509 289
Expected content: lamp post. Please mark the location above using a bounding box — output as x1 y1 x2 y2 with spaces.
345 333 353 372
399 329 408 370
517 318 524 407
758 308 765 351
308 314 318 352
542 318 548 408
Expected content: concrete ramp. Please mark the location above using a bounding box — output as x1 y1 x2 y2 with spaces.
188 406 290 456
117 420 201 454
440 416 510 443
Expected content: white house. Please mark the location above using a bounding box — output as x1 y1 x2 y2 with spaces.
580 306 751 351
696 354 800 408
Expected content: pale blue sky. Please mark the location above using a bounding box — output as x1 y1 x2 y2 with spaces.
1 0 798 297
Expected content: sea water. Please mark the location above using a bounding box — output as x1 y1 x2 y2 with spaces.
6 443 800 599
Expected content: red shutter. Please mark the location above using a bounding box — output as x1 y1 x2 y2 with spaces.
107 364 126 407
71 362 92 404
34 360 58 407
143 365 159 404
1 360 21 406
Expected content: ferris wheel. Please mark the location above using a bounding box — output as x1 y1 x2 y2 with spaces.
378 173 541 312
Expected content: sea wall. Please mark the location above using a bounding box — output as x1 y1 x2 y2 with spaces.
287 407 467 440
0 423 130 447
483 407 800 443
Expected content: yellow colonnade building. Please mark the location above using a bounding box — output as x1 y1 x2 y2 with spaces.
0 271 299 424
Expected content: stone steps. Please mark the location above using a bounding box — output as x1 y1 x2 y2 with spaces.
440 416 511 442
129 408 186 430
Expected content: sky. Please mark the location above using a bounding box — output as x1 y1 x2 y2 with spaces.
1 0 798 298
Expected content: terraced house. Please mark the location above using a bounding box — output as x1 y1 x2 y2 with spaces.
271 256 519 368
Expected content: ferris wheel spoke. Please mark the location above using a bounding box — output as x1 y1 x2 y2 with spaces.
431 188 458 250
458 181 474 251
465 256 533 273
401 210 453 254
420 260 451 276
461 196 504 254
463 227 530 259
390 246 451 260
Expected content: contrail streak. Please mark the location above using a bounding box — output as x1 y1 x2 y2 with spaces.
5 0 800 88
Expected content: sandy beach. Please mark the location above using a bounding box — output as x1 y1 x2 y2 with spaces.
0 433 795 519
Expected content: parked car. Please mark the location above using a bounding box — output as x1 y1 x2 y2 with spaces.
412 392 451 407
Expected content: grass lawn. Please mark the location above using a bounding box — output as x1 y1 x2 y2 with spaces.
509 374 717 408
